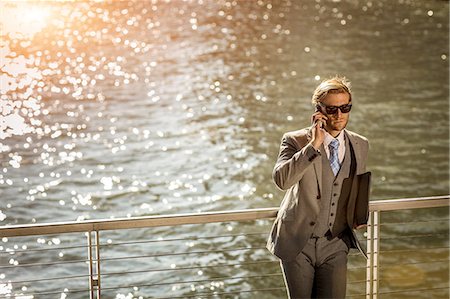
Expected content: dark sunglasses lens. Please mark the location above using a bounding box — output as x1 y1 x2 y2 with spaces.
321 103 352 114
341 104 352 113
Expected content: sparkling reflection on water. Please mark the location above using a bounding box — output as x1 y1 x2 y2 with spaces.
0 0 448 298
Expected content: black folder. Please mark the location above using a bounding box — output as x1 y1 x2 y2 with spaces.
354 171 371 226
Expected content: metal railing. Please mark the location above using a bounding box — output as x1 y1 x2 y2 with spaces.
0 195 449 298
366 195 449 299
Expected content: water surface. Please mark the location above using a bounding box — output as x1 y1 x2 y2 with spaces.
0 0 448 298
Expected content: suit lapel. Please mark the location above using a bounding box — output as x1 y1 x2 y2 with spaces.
345 130 362 174
307 127 323 195
315 145 323 194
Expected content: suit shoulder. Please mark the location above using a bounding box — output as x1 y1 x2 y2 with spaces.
282 128 310 147
283 128 309 149
346 130 369 153
346 130 369 144
284 128 309 139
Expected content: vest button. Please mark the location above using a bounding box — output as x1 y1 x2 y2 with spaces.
331 213 334 216
317 195 321 200
332 202 335 206
310 221 315 226
334 182 339 186
333 193 338 196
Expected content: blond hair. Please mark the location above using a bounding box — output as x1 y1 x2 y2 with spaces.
311 76 352 104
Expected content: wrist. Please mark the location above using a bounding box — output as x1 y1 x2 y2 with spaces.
310 140 321 151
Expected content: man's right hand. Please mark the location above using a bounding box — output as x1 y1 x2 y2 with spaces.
310 111 327 150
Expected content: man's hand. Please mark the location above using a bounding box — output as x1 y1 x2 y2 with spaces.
310 111 327 150
354 224 367 230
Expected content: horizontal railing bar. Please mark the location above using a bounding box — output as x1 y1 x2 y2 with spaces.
1 195 447 237
109 261 369 275
0 247 268 269
0 207 278 237
379 232 449 240
100 232 267 247
100 246 266 262
100 272 283 291
347 294 367 298
354 237 449 249
102 260 278 277
0 251 372 271
94 260 436 276
155 287 287 299
377 286 449 295
1 232 268 255
341 284 450 297
379 259 450 267
0 288 90 298
0 258 89 269
0 244 89 254
379 246 450 253
5 273 90 285
369 195 449 211
348 279 369 284
0 232 267 255
379 218 450 226
348 265 371 270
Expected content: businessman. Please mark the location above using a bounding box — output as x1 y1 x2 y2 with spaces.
267 76 370 298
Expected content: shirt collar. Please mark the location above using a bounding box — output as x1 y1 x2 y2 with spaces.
324 130 345 148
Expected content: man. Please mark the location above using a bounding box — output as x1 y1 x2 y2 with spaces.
266 76 370 298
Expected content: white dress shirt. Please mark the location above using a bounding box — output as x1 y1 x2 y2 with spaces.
323 131 346 164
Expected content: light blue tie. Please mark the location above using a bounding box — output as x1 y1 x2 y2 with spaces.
329 139 340 176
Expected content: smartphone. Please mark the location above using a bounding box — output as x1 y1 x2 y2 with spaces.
315 104 324 128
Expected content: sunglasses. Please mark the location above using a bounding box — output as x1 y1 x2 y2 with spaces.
318 102 352 114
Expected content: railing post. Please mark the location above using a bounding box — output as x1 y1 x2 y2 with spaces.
373 211 380 299
95 231 102 299
87 232 95 299
87 231 101 299
366 211 373 299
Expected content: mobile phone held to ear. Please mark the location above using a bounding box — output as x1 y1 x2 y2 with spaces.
315 104 324 128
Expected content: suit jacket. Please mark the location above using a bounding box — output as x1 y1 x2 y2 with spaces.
266 127 369 261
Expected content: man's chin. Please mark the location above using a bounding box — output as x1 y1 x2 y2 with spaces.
331 121 347 131
330 124 347 132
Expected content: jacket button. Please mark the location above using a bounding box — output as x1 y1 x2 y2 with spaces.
310 221 315 226
317 195 321 199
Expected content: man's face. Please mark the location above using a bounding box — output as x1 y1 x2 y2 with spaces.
320 92 351 133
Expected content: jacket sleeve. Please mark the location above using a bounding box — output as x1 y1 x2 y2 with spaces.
359 138 370 173
272 133 321 190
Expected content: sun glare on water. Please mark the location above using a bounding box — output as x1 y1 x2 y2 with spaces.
0 1 52 38
0 1 55 140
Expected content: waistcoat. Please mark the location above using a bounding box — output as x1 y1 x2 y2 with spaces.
312 136 351 237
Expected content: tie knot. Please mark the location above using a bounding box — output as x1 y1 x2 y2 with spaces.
329 139 339 150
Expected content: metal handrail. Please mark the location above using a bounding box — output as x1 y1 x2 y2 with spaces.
0 195 448 237
369 195 450 211
0 208 278 237
0 195 448 299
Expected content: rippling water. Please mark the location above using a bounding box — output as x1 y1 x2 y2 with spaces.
0 0 448 298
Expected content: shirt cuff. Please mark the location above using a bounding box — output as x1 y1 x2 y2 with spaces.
305 143 321 162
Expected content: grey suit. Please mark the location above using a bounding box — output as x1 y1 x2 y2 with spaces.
267 127 369 298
